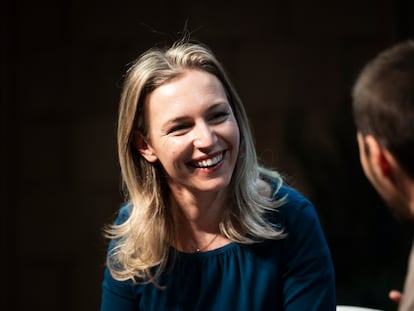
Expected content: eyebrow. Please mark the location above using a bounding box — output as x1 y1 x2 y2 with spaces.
161 102 228 132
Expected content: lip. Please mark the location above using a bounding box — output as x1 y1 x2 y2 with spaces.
189 151 226 168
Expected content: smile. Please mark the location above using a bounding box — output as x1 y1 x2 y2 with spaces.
191 152 224 168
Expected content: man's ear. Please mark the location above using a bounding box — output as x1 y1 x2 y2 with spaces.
364 134 392 178
133 131 158 163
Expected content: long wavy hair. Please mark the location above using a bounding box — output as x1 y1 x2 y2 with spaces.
106 38 286 285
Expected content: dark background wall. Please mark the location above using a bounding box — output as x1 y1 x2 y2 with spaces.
2 0 414 310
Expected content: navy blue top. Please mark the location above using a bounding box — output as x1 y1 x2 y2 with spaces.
101 184 336 310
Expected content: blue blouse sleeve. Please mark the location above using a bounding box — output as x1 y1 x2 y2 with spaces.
101 268 139 311
100 204 139 311
278 187 336 310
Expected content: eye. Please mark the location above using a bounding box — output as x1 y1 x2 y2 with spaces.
209 111 229 123
167 124 191 135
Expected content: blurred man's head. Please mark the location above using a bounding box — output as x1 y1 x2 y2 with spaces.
352 40 414 221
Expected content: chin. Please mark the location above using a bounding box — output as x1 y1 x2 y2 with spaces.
196 177 232 192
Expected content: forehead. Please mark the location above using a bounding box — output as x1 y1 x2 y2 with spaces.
158 69 223 94
145 70 228 112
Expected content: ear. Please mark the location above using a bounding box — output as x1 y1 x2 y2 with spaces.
133 131 158 163
363 134 392 178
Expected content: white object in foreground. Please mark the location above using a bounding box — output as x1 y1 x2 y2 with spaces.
336 306 384 311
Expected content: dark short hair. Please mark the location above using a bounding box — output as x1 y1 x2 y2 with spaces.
352 40 414 179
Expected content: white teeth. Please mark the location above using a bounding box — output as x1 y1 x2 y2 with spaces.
195 154 223 168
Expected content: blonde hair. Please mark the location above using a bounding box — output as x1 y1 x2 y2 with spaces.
106 38 286 284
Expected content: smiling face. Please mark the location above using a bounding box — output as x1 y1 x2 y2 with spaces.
137 69 240 196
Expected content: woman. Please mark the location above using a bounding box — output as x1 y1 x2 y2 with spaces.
101 38 336 310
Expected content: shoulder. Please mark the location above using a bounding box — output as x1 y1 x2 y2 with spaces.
269 181 333 262
269 181 321 232
260 176 313 209
272 180 315 212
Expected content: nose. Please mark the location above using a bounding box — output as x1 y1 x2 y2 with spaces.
193 122 217 149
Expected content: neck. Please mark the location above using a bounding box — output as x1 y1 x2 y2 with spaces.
168 191 228 252
169 186 227 227
391 169 414 222
188 232 220 253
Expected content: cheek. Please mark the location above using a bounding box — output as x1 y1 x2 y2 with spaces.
157 139 191 164
229 123 240 148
